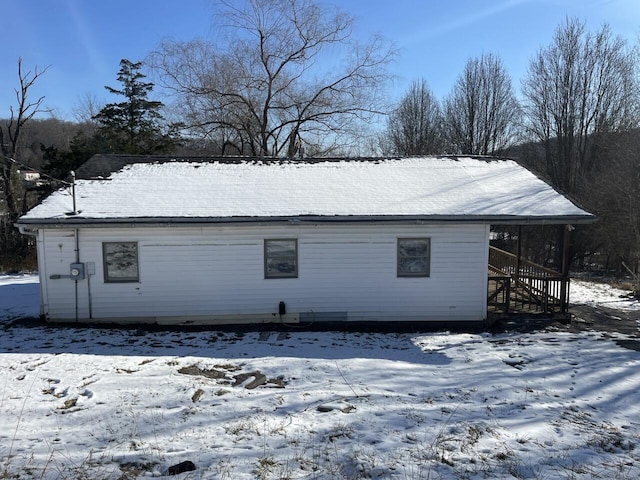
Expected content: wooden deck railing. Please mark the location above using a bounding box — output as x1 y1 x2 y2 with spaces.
488 246 560 277
488 275 511 313
488 246 569 315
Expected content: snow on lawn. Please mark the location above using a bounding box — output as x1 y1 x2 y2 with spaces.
1 276 640 479
571 279 640 311
0 273 39 320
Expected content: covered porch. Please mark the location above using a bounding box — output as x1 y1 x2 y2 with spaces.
487 224 573 320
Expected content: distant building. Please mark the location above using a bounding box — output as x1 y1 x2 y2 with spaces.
18 169 46 188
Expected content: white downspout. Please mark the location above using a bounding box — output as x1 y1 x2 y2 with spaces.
74 228 80 322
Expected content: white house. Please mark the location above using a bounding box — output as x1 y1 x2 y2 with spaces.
19 170 41 182
17 155 593 326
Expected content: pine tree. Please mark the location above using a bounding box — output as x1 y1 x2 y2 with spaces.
93 59 178 154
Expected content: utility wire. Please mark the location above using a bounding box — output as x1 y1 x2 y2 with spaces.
1 153 72 186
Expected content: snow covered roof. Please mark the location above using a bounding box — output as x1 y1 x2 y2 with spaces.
18 155 594 225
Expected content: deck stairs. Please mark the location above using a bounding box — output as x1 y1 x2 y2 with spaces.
488 246 569 315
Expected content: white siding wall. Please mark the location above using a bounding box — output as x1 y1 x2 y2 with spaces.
40 229 79 319
39 223 490 323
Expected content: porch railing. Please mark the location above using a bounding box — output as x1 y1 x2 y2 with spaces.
488 246 560 277
488 246 569 314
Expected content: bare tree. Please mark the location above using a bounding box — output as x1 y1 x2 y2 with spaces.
573 129 640 293
1 59 49 217
443 53 519 156
0 58 49 265
383 78 444 156
149 0 394 157
72 92 103 127
521 18 638 194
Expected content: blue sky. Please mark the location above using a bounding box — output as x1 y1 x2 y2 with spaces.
2 0 638 121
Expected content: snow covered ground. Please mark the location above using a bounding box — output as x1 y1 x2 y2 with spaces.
571 278 640 311
1 274 639 479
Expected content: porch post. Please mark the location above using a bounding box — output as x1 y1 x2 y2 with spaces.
516 225 522 276
513 225 522 314
560 224 572 313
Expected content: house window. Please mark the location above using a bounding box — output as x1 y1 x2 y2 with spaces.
265 239 298 278
103 242 139 282
397 238 430 277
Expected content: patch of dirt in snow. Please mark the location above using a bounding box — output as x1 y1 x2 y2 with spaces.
178 364 287 389
178 365 231 379
569 305 640 336
494 303 640 349
563 305 640 351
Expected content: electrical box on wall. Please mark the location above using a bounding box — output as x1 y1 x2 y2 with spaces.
70 263 85 280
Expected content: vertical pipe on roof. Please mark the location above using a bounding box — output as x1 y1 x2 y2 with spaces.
70 171 77 215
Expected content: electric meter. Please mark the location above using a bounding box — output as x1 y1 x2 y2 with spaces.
69 263 85 280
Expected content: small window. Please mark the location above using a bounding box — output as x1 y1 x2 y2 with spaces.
397 238 430 277
103 242 139 283
265 239 298 278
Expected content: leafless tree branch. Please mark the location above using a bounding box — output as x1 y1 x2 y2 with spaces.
148 0 394 156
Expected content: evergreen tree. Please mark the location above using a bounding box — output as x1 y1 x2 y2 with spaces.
93 59 178 154
41 130 106 180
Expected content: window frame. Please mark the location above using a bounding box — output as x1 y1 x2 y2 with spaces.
397 237 431 277
102 241 140 283
264 238 298 279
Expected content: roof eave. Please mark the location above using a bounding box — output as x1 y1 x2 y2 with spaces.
16 213 596 228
